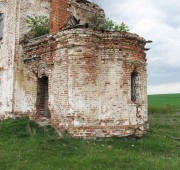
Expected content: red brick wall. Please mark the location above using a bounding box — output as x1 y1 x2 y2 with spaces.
50 0 69 34
23 30 148 138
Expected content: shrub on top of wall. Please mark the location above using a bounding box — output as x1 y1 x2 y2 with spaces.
26 15 49 38
88 13 129 32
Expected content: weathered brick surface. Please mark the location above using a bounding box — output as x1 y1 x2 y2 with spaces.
0 0 149 138
50 0 69 33
0 0 50 117
50 0 105 34
0 0 20 117
23 29 148 138
13 0 50 116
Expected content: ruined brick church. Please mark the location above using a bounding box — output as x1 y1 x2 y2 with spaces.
0 0 150 138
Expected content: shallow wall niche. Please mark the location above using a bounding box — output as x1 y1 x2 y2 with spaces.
37 76 50 118
131 71 140 102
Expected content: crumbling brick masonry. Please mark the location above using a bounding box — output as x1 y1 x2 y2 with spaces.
0 0 149 138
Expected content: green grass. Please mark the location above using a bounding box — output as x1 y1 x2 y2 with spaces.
148 93 180 113
0 115 179 170
0 93 179 170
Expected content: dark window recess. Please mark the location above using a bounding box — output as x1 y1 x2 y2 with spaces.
0 13 3 40
131 71 140 102
37 76 50 118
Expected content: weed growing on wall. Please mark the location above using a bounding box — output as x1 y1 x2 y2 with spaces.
88 13 129 32
26 15 49 38
105 18 130 32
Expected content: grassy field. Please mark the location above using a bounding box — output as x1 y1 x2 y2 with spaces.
0 94 179 170
148 93 180 113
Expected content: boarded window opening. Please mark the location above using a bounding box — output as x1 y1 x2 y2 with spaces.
0 13 4 40
131 71 140 102
37 76 50 118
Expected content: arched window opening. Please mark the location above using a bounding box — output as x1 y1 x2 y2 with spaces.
37 76 50 118
131 71 140 102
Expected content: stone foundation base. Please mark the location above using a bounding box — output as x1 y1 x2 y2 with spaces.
57 124 149 139
0 112 148 139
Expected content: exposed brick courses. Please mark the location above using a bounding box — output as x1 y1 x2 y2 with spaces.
0 0 149 138
50 0 69 34
23 29 148 138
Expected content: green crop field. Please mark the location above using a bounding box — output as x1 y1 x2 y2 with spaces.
0 94 179 170
148 93 180 113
